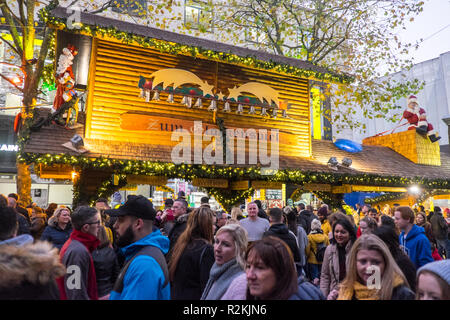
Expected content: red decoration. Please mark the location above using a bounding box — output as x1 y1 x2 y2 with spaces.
53 44 78 112
14 112 21 134
403 95 440 143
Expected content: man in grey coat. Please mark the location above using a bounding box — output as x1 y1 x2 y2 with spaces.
430 206 449 258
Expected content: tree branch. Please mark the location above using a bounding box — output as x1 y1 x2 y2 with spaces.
0 73 24 92
0 0 24 55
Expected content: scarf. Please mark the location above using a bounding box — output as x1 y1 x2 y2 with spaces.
57 230 100 300
69 229 100 252
201 259 244 300
338 273 405 300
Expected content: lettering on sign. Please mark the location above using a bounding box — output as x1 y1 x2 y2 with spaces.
0 144 18 152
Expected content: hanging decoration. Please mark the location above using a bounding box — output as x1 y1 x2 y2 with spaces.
53 44 78 113
137 68 290 118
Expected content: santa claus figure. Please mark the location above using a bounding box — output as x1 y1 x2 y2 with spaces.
403 95 441 143
53 44 78 112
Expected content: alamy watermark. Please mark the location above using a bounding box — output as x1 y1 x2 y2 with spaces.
66 265 81 290
66 7 82 30
366 265 381 290
170 121 279 174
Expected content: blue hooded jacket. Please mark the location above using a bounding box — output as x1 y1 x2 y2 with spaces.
399 224 433 269
110 229 170 300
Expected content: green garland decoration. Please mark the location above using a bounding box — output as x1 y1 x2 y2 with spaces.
312 191 345 209
365 192 408 204
202 187 255 212
38 5 353 85
18 152 450 191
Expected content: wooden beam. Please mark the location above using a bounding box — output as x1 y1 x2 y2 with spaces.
231 180 250 190
251 181 283 190
38 164 73 179
350 185 408 193
302 183 332 192
126 175 168 186
192 178 228 188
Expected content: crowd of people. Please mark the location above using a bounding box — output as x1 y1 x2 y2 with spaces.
0 192 449 300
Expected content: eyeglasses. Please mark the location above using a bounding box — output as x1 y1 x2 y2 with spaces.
86 220 101 225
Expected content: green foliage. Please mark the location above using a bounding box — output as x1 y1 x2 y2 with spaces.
209 0 427 133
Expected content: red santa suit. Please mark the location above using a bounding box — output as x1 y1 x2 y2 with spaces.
403 95 440 143
53 44 78 112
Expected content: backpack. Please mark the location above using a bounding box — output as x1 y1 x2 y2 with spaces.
113 246 169 294
314 241 327 263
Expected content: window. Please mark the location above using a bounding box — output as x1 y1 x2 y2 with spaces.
112 0 147 17
184 0 213 33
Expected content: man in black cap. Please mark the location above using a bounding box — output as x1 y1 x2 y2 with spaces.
106 195 170 300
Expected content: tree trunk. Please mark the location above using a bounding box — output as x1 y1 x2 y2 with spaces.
16 161 32 206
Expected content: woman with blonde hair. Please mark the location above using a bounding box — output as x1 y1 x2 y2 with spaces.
201 223 248 300
169 206 216 300
231 206 244 221
40 206 72 250
338 234 414 300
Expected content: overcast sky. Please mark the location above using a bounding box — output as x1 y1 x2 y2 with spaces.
397 0 450 64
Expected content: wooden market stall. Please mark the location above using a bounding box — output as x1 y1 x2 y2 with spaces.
19 6 450 209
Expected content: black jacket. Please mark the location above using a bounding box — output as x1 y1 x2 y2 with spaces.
391 285 415 300
92 245 120 297
297 210 318 234
171 239 215 300
17 212 30 236
258 208 270 221
40 223 73 250
168 214 189 253
264 223 301 263
393 250 417 292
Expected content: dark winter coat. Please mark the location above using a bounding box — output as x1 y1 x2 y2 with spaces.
30 215 47 240
168 213 189 253
92 245 120 297
0 239 65 300
430 212 448 240
393 250 417 292
391 285 415 300
171 239 215 300
297 210 318 234
16 205 31 224
17 212 30 236
289 277 326 300
263 223 301 263
258 208 270 221
40 223 73 250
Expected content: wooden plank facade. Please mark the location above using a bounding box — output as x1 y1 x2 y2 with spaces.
85 38 312 161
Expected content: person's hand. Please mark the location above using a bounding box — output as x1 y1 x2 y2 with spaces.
313 278 320 286
327 289 339 300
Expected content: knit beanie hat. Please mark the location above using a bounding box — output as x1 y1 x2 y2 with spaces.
311 219 322 231
417 260 450 285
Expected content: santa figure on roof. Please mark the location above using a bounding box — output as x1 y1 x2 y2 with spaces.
53 44 78 112
403 95 441 143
